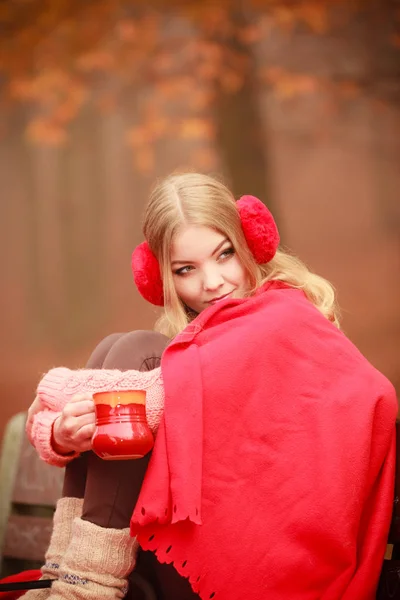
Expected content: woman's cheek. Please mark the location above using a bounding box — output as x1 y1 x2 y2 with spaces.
175 277 198 303
228 257 245 280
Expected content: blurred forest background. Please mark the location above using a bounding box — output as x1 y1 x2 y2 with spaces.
0 0 399 443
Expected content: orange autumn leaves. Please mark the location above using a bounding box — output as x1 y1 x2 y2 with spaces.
0 0 397 173
10 71 87 146
126 115 217 173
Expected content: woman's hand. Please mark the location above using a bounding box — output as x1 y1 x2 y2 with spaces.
26 395 44 442
52 393 96 455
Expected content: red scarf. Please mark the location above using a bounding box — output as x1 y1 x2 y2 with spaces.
131 282 397 599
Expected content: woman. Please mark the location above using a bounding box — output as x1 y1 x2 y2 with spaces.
25 172 397 600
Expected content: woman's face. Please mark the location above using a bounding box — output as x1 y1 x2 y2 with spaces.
170 225 249 314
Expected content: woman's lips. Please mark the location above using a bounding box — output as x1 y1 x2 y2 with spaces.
207 292 233 305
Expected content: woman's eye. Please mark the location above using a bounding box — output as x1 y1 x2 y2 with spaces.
219 247 235 260
175 265 194 276
174 247 234 275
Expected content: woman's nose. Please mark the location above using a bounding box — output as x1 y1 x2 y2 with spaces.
202 268 224 291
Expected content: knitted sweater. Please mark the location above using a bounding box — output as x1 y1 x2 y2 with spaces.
26 366 165 467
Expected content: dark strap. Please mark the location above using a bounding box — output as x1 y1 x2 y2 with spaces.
0 579 53 592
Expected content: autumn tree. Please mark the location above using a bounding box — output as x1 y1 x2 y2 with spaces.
0 0 398 180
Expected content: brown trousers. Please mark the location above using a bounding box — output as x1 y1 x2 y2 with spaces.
61 330 199 600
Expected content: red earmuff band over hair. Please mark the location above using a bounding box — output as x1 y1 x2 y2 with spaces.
131 195 279 306
236 195 280 264
131 241 164 307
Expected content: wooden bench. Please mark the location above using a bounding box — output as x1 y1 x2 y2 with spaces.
0 412 64 576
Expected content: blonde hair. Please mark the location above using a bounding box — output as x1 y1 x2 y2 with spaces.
142 172 340 338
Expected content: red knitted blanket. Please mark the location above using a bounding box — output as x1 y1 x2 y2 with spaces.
131 282 397 599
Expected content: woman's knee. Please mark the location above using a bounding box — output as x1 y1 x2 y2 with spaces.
85 332 125 368
102 330 170 371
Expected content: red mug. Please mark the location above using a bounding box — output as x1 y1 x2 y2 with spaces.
91 390 154 460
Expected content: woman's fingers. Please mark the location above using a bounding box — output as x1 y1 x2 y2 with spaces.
75 423 97 451
52 395 96 453
65 394 95 416
27 395 43 425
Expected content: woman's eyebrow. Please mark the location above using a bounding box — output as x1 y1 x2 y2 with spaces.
171 238 229 266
